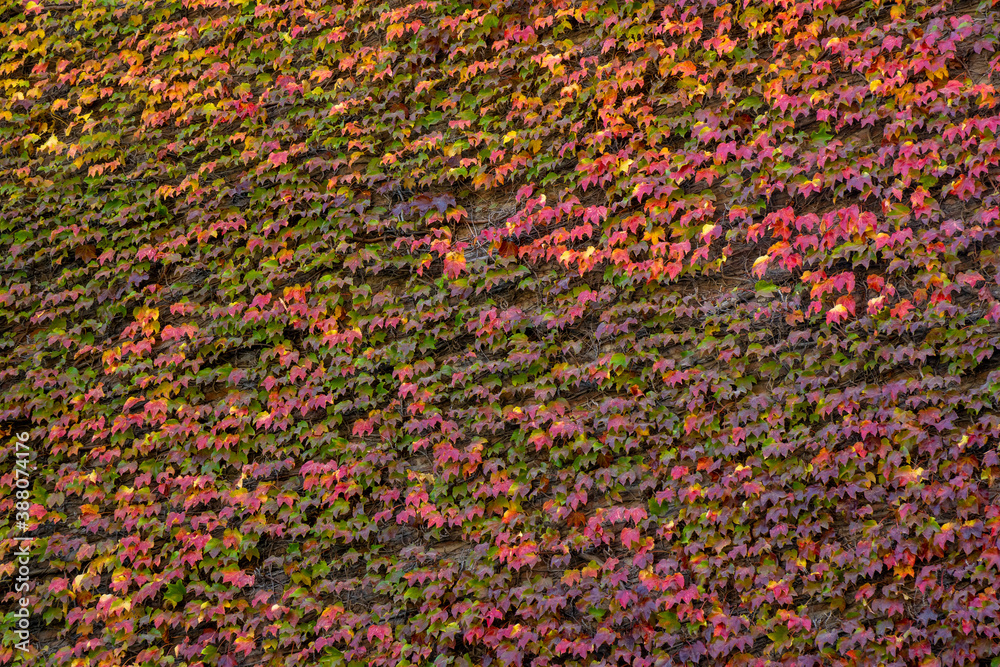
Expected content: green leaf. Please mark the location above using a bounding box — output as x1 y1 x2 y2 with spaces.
164 582 186 607
755 280 778 297
648 497 672 515
812 130 833 143
657 611 681 632
768 626 789 643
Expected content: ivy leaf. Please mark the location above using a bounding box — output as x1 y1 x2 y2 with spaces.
768 625 790 643
164 582 186 608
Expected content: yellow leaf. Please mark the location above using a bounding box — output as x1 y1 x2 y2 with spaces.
927 66 948 82
135 306 159 321
149 382 177 399
644 226 665 244
560 83 581 97
42 134 61 152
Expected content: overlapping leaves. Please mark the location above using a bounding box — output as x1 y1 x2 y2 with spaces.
3 0 1000 665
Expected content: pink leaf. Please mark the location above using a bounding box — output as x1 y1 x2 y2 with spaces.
826 303 849 324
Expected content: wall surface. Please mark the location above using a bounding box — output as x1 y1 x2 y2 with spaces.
3 0 1000 665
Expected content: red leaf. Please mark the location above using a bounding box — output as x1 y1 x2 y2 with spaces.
498 240 519 257
443 251 466 279
621 526 642 548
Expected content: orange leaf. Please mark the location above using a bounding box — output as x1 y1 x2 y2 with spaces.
74 245 97 262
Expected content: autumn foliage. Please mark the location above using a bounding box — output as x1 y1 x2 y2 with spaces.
3 0 1000 665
